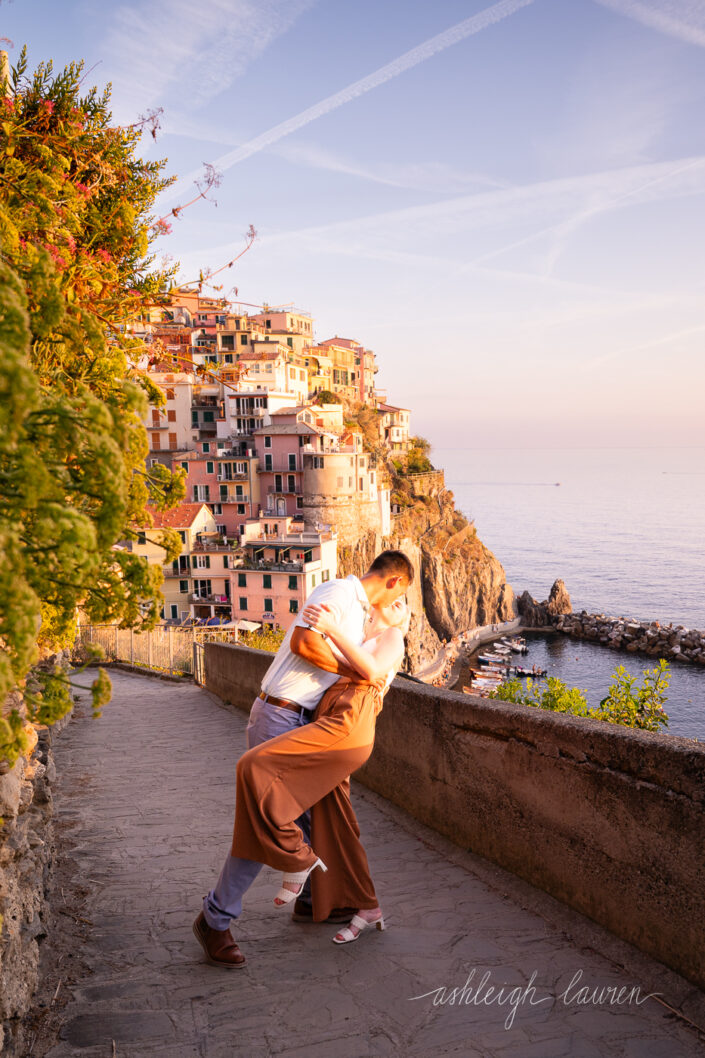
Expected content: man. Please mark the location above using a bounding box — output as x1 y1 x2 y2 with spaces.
193 549 414 968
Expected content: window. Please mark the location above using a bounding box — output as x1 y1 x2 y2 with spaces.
220 485 228 501
275 474 283 492
166 388 175 400
238 573 247 587
264 454 273 472
237 504 246 515
287 337 293 347
203 411 214 423
170 604 179 619
322 570 330 582
137 531 146 545
264 436 272 448
212 503 222 515
296 496 303 509
223 555 230 569
289 599 298 614
194 554 211 569
288 454 296 471
235 485 244 499
263 574 272 589
202 442 210 453
168 432 177 448
240 335 248 345
225 353 233 364
359 478 364 491
206 461 214 474
179 531 186 543
264 597 273 612
288 475 296 493
239 597 247 610
167 409 176 422
288 575 297 591
179 579 189 593
180 461 189 472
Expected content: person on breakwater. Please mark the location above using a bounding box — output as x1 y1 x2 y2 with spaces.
192 550 413 968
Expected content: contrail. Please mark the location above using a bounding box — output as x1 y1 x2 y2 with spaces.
160 0 535 203
592 0 705 48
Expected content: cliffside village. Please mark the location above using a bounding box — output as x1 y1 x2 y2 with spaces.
126 288 413 633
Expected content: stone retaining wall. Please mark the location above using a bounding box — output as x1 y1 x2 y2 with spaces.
0 708 68 1055
204 641 705 992
554 612 705 665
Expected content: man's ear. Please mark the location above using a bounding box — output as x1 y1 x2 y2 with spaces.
386 575 401 590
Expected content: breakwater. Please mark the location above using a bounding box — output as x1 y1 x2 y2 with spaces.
554 612 705 666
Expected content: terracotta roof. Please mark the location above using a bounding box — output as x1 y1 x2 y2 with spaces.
147 502 210 529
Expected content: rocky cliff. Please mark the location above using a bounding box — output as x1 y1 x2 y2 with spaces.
336 470 516 673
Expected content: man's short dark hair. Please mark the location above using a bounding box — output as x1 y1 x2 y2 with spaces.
368 550 414 584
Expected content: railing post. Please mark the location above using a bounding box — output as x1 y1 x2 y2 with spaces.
114 625 119 661
148 630 153 670
168 625 174 676
130 629 134 667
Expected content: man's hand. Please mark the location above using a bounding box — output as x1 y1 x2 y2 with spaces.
290 627 359 680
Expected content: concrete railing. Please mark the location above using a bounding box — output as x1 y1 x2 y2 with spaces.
203 641 705 991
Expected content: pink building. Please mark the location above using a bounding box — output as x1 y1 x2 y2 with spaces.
171 440 260 538
231 515 337 632
253 408 339 518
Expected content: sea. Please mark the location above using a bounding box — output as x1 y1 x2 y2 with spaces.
432 446 705 741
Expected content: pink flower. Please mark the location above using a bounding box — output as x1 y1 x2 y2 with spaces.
96 249 112 263
153 218 172 235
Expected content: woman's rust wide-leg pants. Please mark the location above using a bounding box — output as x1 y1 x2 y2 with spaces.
231 677 381 921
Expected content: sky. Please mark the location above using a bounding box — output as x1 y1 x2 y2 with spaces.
3 0 705 448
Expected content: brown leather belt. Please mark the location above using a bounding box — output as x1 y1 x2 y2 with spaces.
260 691 305 713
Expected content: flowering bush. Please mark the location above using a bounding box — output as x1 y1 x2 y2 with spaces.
0 51 185 763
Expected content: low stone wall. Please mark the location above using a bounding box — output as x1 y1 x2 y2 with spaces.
555 611 705 665
204 641 705 991
0 709 68 1055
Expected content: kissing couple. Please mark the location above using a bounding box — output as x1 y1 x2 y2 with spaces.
193 550 414 967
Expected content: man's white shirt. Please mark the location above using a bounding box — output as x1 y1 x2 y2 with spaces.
260 575 369 711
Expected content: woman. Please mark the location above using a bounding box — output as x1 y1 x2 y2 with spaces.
231 596 409 943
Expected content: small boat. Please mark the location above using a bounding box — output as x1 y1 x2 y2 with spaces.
478 653 510 666
513 665 547 678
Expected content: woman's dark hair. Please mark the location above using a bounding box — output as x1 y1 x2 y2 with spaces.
368 550 415 584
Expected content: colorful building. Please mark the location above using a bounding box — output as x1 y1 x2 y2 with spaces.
232 515 337 632
129 502 233 624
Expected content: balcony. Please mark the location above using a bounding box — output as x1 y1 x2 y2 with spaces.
217 472 249 482
219 490 248 504
192 539 230 552
267 485 302 496
237 558 304 573
149 420 170 430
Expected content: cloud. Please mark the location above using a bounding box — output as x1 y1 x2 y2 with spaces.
271 141 510 195
101 0 317 122
159 0 535 203
592 0 705 47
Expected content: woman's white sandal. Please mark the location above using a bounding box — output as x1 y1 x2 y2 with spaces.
332 912 385 944
274 857 327 907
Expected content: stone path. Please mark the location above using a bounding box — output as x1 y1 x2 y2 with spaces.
37 670 705 1057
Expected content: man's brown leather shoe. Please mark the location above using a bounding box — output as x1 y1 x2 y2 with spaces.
193 911 246 968
291 899 355 924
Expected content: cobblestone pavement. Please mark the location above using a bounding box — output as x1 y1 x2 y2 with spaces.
40 670 705 1058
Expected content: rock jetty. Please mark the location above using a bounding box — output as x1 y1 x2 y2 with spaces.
554 612 705 665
